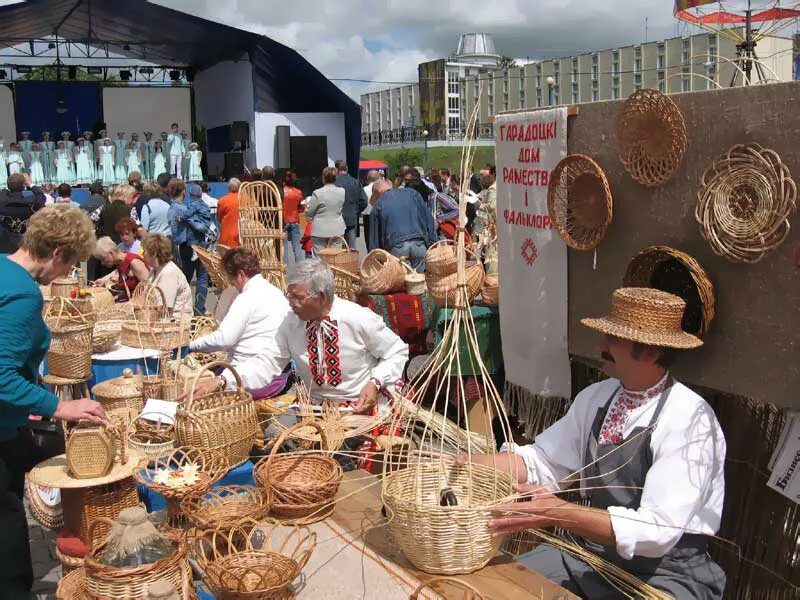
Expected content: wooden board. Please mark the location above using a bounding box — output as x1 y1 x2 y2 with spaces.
329 471 580 600
561 81 800 408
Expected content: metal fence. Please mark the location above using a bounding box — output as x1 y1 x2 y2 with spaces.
361 123 495 147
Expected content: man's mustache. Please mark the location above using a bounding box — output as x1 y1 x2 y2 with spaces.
600 351 615 363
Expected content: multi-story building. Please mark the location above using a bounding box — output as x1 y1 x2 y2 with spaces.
361 31 794 147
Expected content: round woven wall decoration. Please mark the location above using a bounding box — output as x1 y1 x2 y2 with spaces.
547 154 613 250
696 143 797 264
616 88 688 187
623 246 715 336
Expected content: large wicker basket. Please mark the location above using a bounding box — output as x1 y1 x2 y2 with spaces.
318 235 360 274
254 421 342 524
45 297 94 379
121 318 191 351
425 240 458 277
176 362 258 468
360 249 406 294
426 261 484 307
92 320 121 353
383 461 514 575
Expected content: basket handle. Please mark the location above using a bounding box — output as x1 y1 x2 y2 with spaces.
86 516 118 554
104 422 128 466
46 296 88 326
409 578 486 600
327 235 350 250
263 420 331 484
138 284 169 319
185 360 243 410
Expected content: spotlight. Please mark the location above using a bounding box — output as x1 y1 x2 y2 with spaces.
120 70 132 81
169 70 181 81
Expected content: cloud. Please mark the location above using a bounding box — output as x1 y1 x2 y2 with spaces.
153 0 685 99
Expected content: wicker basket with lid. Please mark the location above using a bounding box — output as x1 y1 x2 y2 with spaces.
92 368 144 428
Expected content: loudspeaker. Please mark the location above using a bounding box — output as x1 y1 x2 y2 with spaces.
230 121 249 150
290 136 328 179
275 126 291 169
224 152 244 180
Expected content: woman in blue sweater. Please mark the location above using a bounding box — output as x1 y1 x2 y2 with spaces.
0 204 105 595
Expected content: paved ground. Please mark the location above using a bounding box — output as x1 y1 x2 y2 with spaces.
27 503 61 600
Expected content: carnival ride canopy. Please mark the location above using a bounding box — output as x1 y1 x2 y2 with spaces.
674 1 800 42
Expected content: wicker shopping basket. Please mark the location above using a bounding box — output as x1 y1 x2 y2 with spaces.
45 297 94 379
318 235 360 274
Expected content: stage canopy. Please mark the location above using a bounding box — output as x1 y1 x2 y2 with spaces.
0 0 362 175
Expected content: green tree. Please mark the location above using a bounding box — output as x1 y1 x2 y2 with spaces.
498 55 518 69
385 147 423 177
20 65 119 82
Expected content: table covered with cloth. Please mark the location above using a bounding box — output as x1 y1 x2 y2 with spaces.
355 291 436 357
433 304 502 376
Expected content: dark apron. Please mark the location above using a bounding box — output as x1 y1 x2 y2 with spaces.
555 380 725 599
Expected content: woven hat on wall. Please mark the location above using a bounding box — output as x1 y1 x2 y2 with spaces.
623 246 715 336
616 88 688 187
548 154 613 250
696 143 797 264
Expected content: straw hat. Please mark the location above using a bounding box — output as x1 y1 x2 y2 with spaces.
581 287 702 349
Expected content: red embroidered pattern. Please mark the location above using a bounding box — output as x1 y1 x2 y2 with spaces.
598 375 669 445
306 317 342 387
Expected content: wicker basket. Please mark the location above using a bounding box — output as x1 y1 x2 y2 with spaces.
45 297 94 379
24 474 63 529
176 361 258 469
95 302 134 324
402 261 426 295
193 244 229 291
318 235 360 274
128 416 176 462
189 316 224 366
83 516 191 600
66 423 123 479
86 287 115 312
425 240 458 277
383 461 514 575
55 544 85 577
623 246 715 336
51 277 79 298
121 318 190 351
193 520 315 600
254 421 342 524
361 249 406 294
548 154 613 251
92 368 144 428
181 485 270 531
92 321 121 353
426 262 484 308
61 479 142 550
409 577 486 600
56 565 85 599
331 265 362 302
481 275 499 306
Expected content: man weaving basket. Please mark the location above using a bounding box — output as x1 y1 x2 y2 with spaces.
190 258 408 416
464 287 726 599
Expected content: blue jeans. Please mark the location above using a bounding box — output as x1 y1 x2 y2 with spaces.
344 226 357 249
390 239 427 273
283 222 303 265
179 243 208 314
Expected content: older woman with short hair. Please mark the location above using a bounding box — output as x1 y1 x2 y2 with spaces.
142 233 192 319
306 167 345 254
0 204 105 595
92 235 150 301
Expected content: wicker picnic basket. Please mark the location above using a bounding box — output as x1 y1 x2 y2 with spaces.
383 461 514 575
425 240 458 277
616 88 688 188
360 249 406 294
254 421 343 524
83 513 192 600
548 154 613 251
331 265 362 301
176 362 258 468
695 143 797 264
45 297 94 379
92 368 144 428
128 416 176 462
51 277 80 298
181 485 270 531
192 520 315 600
426 261 484 307
409 578 486 600
318 235 360 274
65 422 127 480
623 245 715 336
481 275 499 306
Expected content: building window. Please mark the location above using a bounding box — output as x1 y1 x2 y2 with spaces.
536 75 541 88
592 54 598 65
572 91 579 104
612 86 619 99
503 78 508 93
682 77 691 92
635 73 642 85
592 89 599 101
448 97 460 111
659 80 666 92
592 64 598 79
682 50 689 64
658 69 665 81
634 58 641 73
683 38 690 49
657 55 665 70
448 116 459 131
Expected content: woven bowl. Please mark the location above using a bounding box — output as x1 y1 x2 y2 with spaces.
181 485 270 531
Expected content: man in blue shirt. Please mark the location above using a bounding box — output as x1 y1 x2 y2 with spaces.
369 179 437 272
169 181 210 314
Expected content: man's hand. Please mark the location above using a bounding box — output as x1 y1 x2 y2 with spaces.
488 484 568 538
353 381 378 415
53 398 106 424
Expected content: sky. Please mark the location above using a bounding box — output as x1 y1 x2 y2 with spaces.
151 0 692 99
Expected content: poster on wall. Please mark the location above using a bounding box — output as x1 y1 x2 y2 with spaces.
494 107 570 433
418 59 445 134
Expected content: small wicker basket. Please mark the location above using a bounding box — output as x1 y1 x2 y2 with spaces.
128 415 177 462
45 297 94 379
65 422 126 480
402 260 426 295
51 277 79 298
426 261 484 307
424 240 458 277
331 265 363 301
92 368 144 428
181 485 270 531
318 235 360 274
92 320 121 353
254 421 343 524
361 249 406 294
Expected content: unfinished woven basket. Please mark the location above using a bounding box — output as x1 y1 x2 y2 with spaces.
254 421 342 524
695 143 797 264
548 154 613 251
426 261 484 307
331 265 362 301
192 520 315 600
616 88 688 187
318 235 360 274
425 240 458 277
409 577 486 600
45 297 94 379
383 461 514 575
181 485 270 531
361 249 406 294
176 361 258 468
623 246 715 336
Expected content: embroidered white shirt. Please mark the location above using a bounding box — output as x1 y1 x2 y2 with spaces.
227 297 408 403
501 378 726 560
189 275 290 369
